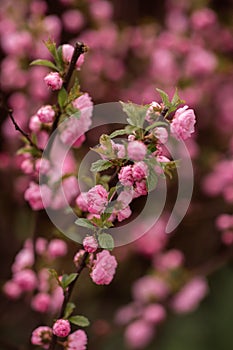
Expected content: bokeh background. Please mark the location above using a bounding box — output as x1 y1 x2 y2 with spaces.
0 0 233 349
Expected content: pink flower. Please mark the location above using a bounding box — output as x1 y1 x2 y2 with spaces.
36 238 48 255
35 158 50 175
31 293 51 313
154 249 184 271
87 185 108 214
132 276 169 302
127 141 147 161
117 206 132 222
133 180 147 198
216 214 233 230
153 127 168 144
170 105 196 140
21 158 34 175
143 304 166 324
118 165 134 186
24 182 52 210
37 105 55 123
73 249 86 267
47 239 67 259
62 44 85 70
90 250 117 285
132 162 148 181
11 247 34 273
44 72 63 91
76 192 89 211
146 101 161 122
62 10 85 33
125 320 154 349
171 277 208 313
13 269 37 292
67 330 88 350
29 115 41 132
53 319 71 337
31 326 52 349
3 280 22 299
89 0 113 21
83 236 98 253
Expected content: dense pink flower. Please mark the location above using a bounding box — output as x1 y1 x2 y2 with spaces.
53 319 71 337
83 236 98 253
62 44 85 70
31 326 52 349
90 250 117 285
44 72 63 91
171 277 208 313
47 239 67 259
132 162 148 181
133 180 147 198
118 165 134 186
117 206 132 222
170 105 196 140
87 185 108 214
125 320 154 349
67 330 88 350
24 182 52 210
76 192 89 211
127 141 147 161
3 280 22 299
13 269 37 292
37 105 55 123
31 292 51 313
143 304 166 324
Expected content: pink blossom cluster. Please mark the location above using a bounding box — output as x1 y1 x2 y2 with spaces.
118 162 148 199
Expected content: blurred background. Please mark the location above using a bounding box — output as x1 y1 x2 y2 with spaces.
0 0 233 349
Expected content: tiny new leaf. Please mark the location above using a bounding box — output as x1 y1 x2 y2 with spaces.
61 273 78 289
120 101 148 128
91 159 113 173
64 302 76 319
30 59 59 71
58 87 68 108
69 315 90 327
98 233 114 250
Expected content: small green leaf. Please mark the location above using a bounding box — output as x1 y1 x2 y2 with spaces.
58 87 68 108
120 102 148 128
69 315 90 327
91 159 113 173
144 159 158 192
156 88 171 107
75 218 96 230
171 88 185 107
30 59 59 71
108 186 116 201
98 233 114 250
109 129 127 139
61 273 78 289
145 121 168 132
64 302 76 319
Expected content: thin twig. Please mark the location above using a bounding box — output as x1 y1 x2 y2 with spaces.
49 251 89 350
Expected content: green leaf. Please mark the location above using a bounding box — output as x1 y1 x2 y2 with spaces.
64 302 76 319
61 273 78 289
56 45 65 71
156 88 171 107
30 59 59 71
75 218 96 230
91 159 113 173
48 269 62 286
98 233 114 250
144 159 158 192
120 102 148 128
108 186 116 201
69 315 90 327
109 129 127 139
171 88 185 107
44 38 59 60
145 121 168 132
58 87 68 108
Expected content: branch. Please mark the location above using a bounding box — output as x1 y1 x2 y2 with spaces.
49 251 89 350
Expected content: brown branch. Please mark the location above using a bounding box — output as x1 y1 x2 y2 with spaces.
49 251 89 350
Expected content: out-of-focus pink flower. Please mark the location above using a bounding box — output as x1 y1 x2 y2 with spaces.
24 182 52 210
35 158 50 175
185 48 217 77
191 8 217 30
154 127 168 144
49 286 64 314
62 44 85 70
53 319 71 337
83 236 98 253
73 249 86 267
89 0 113 21
87 185 108 214
125 320 154 349
47 239 67 259
12 247 34 273
170 105 196 140
13 269 37 292
127 141 147 161
222 231 233 245
118 165 134 186
29 115 41 133
115 303 142 325
44 72 63 91
90 250 117 285
31 292 51 313
143 304 166 324
132 162 148 181
76 192 89 211
67 329 88 350
37 105 55 123
3 280 22 299
20 158 34 175
36 238 48 256
216 214 233 230
31 326 52 349
132 276 169 302
62 10 85 33
171 277 208 313
153 249 184 271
